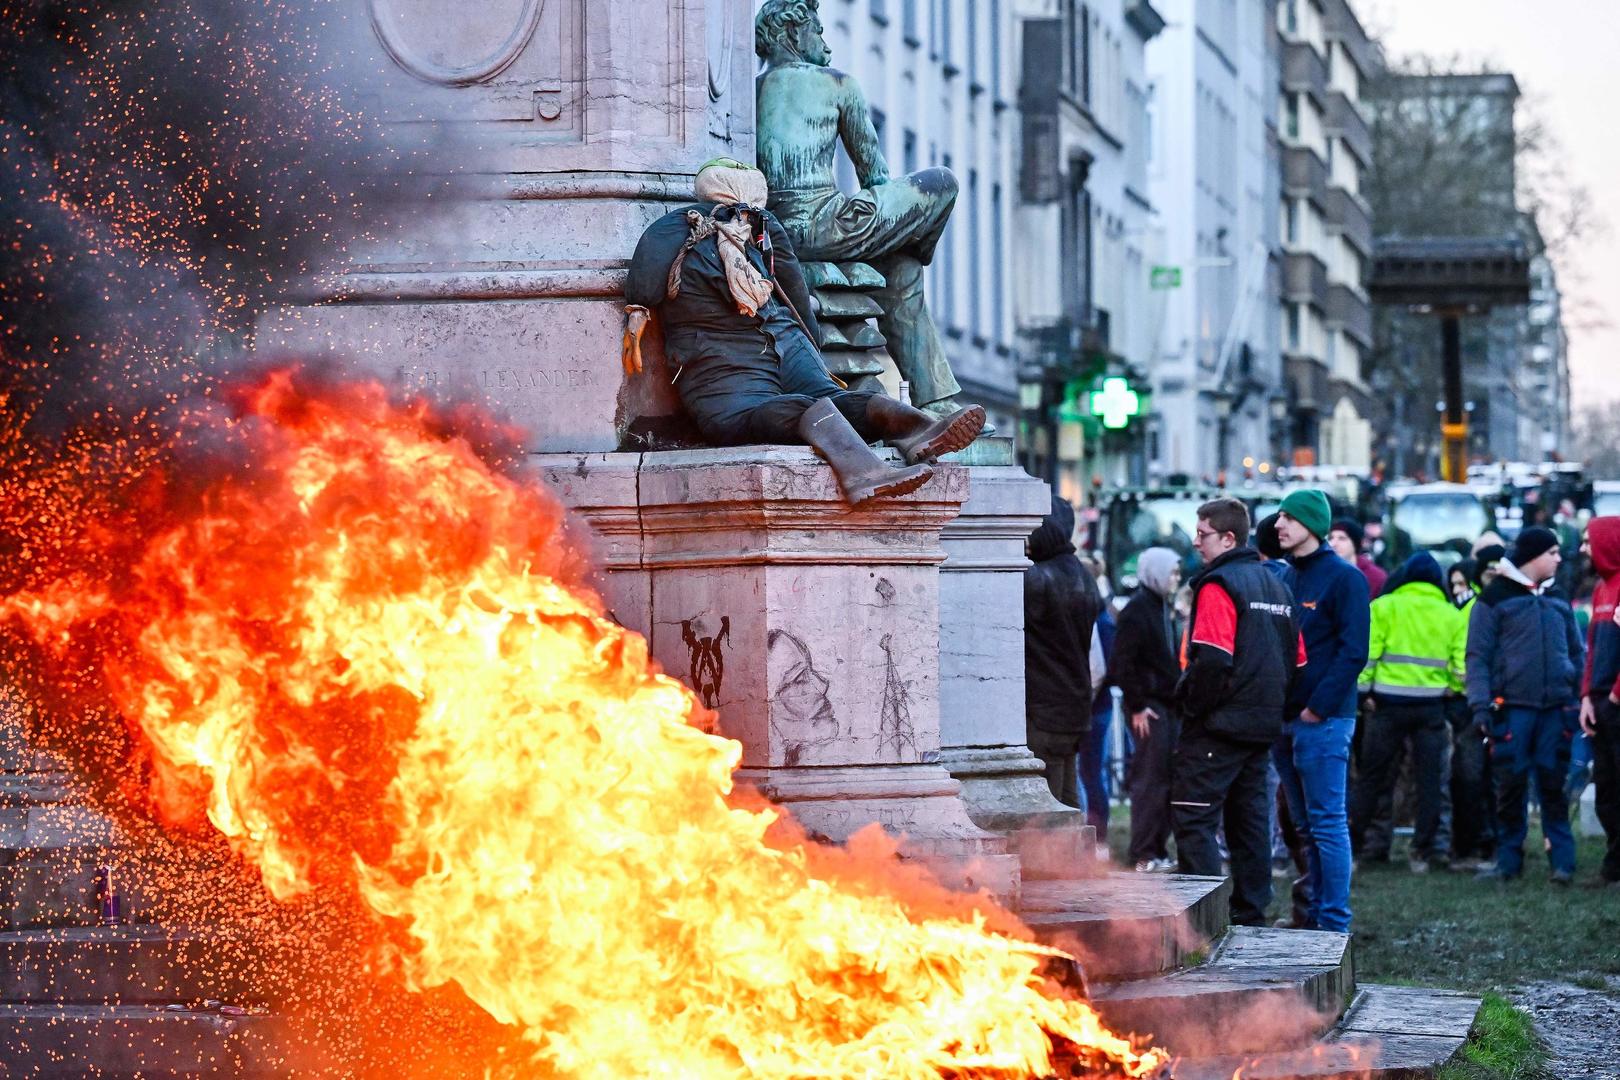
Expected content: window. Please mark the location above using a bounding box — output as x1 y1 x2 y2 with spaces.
1287 304 1302 351
968 0 979 87
941 0 954 69
1062 0 1091 104
990 0 1002 99
902 0 920 44
1285 199 1298 244
1285 0 1298 33
903 128 918 173
1285 94 1300 139
992 182 1006 343
1325 136 1335 173
969 169 982 330
870 0 888 26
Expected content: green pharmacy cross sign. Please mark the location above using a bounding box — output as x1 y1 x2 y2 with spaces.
1089 376 1141 430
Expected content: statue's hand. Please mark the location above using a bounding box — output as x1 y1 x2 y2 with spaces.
622 305 651 376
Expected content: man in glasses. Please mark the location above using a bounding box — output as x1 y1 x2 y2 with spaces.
1172 497 1305 926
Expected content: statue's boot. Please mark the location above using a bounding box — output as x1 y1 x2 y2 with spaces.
798 398 934 507
865 395 988 465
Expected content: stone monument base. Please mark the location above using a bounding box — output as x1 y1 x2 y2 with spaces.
533 445 1020 899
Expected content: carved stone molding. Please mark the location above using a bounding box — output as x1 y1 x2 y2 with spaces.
370 0 545 85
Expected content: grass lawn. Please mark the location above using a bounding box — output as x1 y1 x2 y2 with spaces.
1347 833 1620 992
1105 809 1620 994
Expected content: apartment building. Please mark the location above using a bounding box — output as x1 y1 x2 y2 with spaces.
1138 0 1284 481
1277 0 1374 471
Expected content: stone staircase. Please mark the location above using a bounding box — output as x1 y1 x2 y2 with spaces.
3 732 1478 1078
0 739 279 1078
1024 872 1483 1078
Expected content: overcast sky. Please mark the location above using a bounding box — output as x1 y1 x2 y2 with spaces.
1364 0 1619 408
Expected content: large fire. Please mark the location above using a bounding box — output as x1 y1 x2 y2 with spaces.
3 370 1166 1078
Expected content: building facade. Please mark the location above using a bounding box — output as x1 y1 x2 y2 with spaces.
1009 0 1165 501
1143 0 1283 483
1277 0 1374 472
811 0 1026 436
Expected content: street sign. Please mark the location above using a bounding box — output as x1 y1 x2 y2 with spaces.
1090 376 1141 430
1150 265 1182 289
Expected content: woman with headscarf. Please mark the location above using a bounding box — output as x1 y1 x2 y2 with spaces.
1109 546 1184 871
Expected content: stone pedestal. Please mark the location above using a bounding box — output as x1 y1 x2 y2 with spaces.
935 439 1096 878
534 448 1019 898
256 0 757 452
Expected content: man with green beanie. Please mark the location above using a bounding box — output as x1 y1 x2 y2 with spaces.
1273 489 1371 932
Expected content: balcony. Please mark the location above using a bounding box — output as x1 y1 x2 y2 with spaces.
1286 354 1332 412
1284 252 1330 307
1324 186 1372 255
1283 145 1329 208
1282 40 1329 104
1326 282 1372 347
1325 91 1371 165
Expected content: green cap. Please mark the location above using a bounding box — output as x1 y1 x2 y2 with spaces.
1278 489 1333 542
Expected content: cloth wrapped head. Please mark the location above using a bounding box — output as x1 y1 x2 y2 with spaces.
695 158 769 209
672 158 775 317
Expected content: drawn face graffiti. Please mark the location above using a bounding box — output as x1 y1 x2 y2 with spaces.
767 630 835 730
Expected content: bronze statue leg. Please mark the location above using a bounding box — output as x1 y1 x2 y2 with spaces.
868 251 960 407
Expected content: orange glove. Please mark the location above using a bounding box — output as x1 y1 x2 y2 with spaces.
622 305 651 376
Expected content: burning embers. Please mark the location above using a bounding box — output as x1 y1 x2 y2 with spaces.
2 370 1167 1078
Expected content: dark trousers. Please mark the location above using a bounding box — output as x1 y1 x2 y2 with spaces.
1591 701 1620 883
1449 702 1496 861
676 326 881 446
1172 726 1273 926
1491 706 1577 877
1029 727 1084 810
1127 702 1180 863
1277 784 1312 926
1352 699 1450 860
1079 704 1112 833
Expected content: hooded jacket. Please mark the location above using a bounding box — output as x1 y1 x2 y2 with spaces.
1466 562 1585 714
1108 549 1182 717
1584 516 1620 707
1024 497 1104 734
1360 553 1466 702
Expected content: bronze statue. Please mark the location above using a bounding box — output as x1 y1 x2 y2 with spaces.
754 0 969 419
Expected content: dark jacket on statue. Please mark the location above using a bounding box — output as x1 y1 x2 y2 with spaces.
1025 497 1103 735
624 202 822 370
1110 587 1181 717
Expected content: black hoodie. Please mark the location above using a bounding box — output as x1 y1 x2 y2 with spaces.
1024 497 1103 734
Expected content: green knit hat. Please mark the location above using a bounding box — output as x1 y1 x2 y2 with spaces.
1278 489 1333 541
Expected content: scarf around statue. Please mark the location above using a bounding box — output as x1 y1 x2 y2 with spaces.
665 159 775 317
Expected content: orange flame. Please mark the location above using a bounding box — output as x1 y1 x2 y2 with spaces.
4 370 1166 1078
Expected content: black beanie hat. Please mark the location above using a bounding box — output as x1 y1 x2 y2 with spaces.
1509 526 1558 568
1256 513 1287 560
1330 518 1364 552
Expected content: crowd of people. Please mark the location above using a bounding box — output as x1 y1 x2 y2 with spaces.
1024 491 1620 932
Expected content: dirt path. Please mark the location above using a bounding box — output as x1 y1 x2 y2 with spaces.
1512 980 1620 1079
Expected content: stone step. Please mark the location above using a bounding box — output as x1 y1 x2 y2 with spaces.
1087 926 1355 1057
1168 984 1481 1079
0 772 77 808
1017 873 1230 980
0 1003 284 1078
0 846 180 931
0 926 246 1005
0 804 124 852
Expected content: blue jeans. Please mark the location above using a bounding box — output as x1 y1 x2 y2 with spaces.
1491 706 1577 877
1274 715 1355 933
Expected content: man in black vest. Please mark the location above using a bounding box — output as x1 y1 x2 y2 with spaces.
1172 498 1304 925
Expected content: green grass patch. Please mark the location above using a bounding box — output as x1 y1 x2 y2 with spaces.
1435 994 1552 1080
1104 807 1620 991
